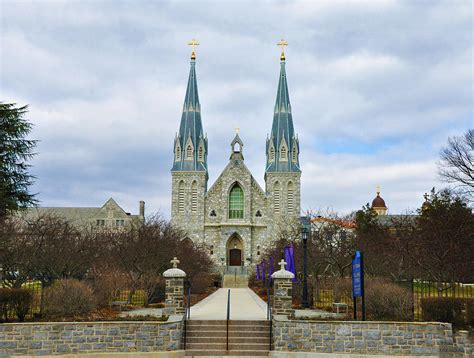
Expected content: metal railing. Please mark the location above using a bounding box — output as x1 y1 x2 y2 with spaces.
182 287 191 350
226 289 231 351
224 266 248 276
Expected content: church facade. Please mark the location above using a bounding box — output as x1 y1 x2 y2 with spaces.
170 47 301 267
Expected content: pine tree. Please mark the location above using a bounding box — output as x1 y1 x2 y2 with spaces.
0 102 37 218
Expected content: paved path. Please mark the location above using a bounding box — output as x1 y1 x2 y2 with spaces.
189 288 267 320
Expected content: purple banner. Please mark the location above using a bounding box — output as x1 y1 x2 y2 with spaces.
269 256 274 280
284 245 297 282
256 263 261 280
262 260 266 281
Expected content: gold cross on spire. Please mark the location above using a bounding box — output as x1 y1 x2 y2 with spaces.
188 38 199 60
235 127 240 135
277 38 288 61
376 185 381 195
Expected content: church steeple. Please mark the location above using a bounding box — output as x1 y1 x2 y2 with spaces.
266 40 300 174
172 40 208 174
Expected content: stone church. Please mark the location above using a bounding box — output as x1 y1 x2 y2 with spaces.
171 45 301 268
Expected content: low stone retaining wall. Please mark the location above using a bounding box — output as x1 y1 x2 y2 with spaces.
0 319 182 357
272 317 471 356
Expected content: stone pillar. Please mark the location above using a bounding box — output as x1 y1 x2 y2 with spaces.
163 257 186 315
271 259 295 318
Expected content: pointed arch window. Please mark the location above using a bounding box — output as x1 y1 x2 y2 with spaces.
292 144 298 163
229 184 244 219
198 145 203 161
280 144 288 161
269 144 275 163
175 143 181 162
178 181 185 214
287 181 294 214
191 181 198 213
186 145 193 160
274 181 281 214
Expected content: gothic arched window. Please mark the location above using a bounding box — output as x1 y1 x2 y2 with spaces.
280 145 288 161
269 145 275 162
198 145 204 161
274 181 281 214
178 181 185 213
191 181 198 213
175 143 181 161
287 181 294 214
186 145 193 159
292 144 297 162
229 184 244 219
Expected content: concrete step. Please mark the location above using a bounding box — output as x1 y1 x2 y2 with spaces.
223 274 249 288
185 342 269 350
187 319 270 326
187 336 270 344
185 350 269 356
186 330 269 338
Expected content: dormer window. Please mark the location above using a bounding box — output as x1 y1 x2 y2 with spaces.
269 145 275 162
198 145 204 161
292 144 297 162
175 143 181 161
186 145 193 159
280 145 288 161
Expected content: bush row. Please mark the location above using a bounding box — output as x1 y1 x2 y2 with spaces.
0 288 32 322
421 297 474 330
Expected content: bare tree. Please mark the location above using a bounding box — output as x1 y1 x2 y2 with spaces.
438 129 474 199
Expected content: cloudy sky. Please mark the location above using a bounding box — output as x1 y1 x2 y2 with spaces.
1 0 472 218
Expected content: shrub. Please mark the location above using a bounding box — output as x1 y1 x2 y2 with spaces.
0 288 33 322
365 278 413 321
421 297 473 329
43 279 97 318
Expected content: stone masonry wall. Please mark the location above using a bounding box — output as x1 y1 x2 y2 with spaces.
0 320 182 357
272 318 462 356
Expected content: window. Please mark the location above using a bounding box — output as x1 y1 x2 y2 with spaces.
287 182 294 214
191 181 198 213
186 145 193 159
255 210 262 217
178 181 185 213
175 143 181 161
198 145 204 161
210 209 217 217
274 181 281 214
269 145 275 162
96 219 105 226
229 184 244 219
115 219 125 227
280 145 288 161
292 144 297 162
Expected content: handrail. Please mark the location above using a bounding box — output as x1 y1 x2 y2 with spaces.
182 309 187 350
269 306 273 351
226 289 230 351
182 287 191 350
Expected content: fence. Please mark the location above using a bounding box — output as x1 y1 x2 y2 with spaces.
15 281 150 319
312 276 474 321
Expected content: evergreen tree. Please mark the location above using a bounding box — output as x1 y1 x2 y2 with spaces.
0 102 37 219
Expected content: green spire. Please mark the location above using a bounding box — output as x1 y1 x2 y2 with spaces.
266 52 300 173
172 52 208 173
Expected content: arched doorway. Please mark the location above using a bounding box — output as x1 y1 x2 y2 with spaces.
226 234 243 266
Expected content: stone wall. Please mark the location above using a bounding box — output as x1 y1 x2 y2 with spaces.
0 320 182 357
272 317 469 356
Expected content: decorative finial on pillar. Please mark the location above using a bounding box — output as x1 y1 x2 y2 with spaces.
277 38 288 61
170 257 180 268
188 38 199 60
278 259 287 271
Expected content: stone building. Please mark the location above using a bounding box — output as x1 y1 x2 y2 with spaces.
19 198 145 230
171 47 301 268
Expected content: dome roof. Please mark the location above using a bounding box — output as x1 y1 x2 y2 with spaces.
372 193 387 208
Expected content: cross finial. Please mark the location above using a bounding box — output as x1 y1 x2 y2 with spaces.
277 38 288 61
188 38 199 60
235 127 240 135
278 259 287 271
170 257 180 268
376 185 381 195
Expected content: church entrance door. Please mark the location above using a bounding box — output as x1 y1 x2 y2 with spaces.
229 248 242 266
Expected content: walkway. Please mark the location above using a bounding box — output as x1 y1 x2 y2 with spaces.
189 288 267 320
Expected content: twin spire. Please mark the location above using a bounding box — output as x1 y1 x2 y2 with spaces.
172 39 300 175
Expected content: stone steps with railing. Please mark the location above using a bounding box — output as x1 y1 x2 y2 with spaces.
184 320 270 356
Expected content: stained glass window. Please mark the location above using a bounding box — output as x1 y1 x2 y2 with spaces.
229 184 244 219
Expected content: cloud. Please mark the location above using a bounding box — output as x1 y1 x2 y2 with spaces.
0 0 471 218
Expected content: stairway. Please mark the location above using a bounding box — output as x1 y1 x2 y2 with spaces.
223 274 249 288
184 320 270 356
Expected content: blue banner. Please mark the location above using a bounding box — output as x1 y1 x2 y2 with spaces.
352 251 363 297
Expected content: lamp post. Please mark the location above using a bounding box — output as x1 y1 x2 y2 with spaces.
301 225 310 308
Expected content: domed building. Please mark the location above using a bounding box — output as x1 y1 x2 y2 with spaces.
371 187 388 215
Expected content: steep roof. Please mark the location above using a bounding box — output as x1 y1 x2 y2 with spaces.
266 58 301 173
172 57 208 173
